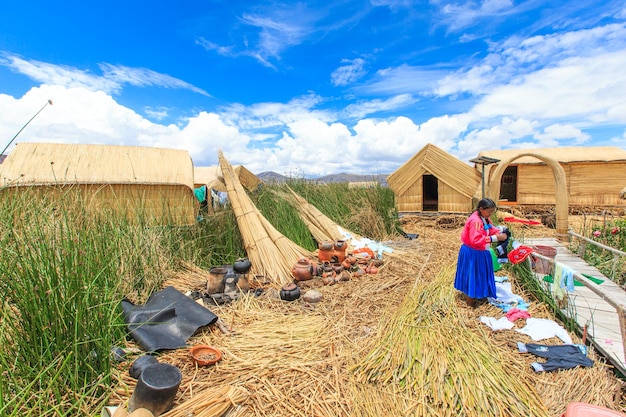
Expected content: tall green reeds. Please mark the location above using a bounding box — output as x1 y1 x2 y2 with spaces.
263 180 399 242
0 180 398 416
0 187 182 416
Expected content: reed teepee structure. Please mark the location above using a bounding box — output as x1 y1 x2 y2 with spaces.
218 151 312 286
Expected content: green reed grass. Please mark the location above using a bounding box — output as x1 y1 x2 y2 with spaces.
0 181 398 416
266 180 400 242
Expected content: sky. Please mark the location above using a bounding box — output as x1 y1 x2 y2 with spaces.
1 0 625 177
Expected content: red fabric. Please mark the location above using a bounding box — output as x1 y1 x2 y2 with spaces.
353 247 375 259
506 308 531 322
508 245 534 264
503 217 541 225
460 211 499 250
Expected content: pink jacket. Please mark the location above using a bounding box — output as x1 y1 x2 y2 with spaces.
460 211 499 250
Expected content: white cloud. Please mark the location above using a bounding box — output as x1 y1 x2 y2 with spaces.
343 94 417 119
439 0 515 32
0 53 209 96
331 58 367 87
364 64 450 95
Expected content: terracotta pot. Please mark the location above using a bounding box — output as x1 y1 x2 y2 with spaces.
355 264 367 276
332 263 344 275
356 258 369 266
333 240 347 262
334 240 347 251
322 275 335 286
366 264 379 274
346 253 357 265
320 261 334 278
190 345 222 366
233 257 252 273
318 247 334 262
311 262 322 277
280 283 301 301
292 258 314 281
341 258 352 270
336 270 351 282
318 240 334 251
235 274 250 291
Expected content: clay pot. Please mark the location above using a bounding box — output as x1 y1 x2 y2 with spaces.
223 272 241 295
207 267 228 294
366 264 379 274
320 262 334 278
318 240 334 251
318 249 334 263
129 355 159 379
280 283 301 301
356 258 369 266
311 262 322 277
341 258 352 270
235 274 250 291
333 240 347 262
334 240 347 251
346 253 357 265
233 258 252 273
332 263 344 275
292 258 314 282
322 275 335 286
190 345 222 366
336 270 351 282
354 264 367 276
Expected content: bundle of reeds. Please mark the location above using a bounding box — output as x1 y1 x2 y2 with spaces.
161 384 247 417
218 151 312 285
284 186 363 244
350 265 550 417
281 186 410 261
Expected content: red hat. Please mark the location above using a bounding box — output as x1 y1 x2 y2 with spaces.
508 245 534 264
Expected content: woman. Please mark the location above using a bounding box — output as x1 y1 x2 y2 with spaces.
454 198 508 307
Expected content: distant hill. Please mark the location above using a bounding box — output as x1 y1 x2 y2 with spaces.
257 171 389 186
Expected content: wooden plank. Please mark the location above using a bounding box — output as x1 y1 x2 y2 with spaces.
524 237 626 372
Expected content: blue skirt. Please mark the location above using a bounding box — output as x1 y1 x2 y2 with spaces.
454 244 496 299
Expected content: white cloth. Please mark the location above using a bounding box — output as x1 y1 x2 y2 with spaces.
480 316 515 331
515 318 573 344
488 282 524 304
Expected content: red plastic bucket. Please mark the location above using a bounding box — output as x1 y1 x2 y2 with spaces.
532 245 557 275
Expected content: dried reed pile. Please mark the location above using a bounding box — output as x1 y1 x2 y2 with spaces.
110 215 625 417
218 151 312 285
351 265 550 417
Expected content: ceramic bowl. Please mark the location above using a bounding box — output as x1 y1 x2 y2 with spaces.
190 345 222 366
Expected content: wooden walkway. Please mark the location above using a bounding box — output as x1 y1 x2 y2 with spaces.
524 238 626 375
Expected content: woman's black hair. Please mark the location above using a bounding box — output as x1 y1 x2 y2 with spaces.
476 198 497 211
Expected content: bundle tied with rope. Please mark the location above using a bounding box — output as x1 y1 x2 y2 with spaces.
218 151 312 286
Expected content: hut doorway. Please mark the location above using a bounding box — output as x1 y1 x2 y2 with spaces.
499 165 518 203
422 174 438 211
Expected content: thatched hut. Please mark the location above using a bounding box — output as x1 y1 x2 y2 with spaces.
476 146 626 208
194 165 261 192
387 143 481 213
0 142 198 225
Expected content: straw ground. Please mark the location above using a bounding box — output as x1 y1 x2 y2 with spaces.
111 214 625 417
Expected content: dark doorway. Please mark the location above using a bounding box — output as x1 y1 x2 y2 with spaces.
500 165 518 203
422 174 438 211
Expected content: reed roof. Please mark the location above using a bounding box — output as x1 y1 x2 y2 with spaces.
0 142 195 189
194 165 261 192
387 143 481 197
477 146 626 165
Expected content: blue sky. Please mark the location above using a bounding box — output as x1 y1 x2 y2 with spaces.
1 0 625 176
